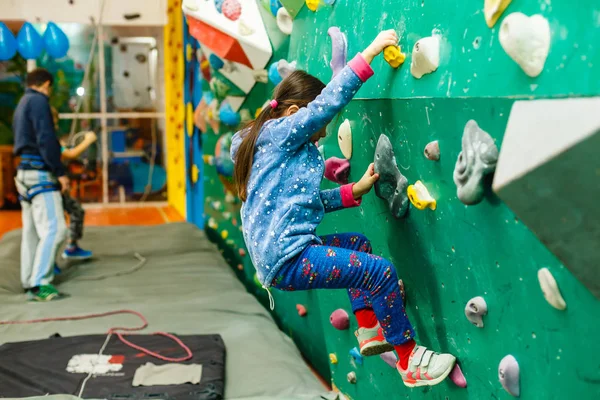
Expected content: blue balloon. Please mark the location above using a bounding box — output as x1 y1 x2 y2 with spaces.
268 61 282 85
17 22 44 60
219 102 241 127
43 22 69 58
0 22 17 61
269 0 282 16
208 54 224 70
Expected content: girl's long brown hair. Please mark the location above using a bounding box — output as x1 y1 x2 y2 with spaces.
233 70 325 201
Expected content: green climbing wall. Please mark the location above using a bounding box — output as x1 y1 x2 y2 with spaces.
199 0 600 398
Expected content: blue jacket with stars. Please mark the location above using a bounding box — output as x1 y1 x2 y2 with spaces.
231 54 374 287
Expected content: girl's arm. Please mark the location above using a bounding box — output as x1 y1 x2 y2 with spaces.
267 30 397 152
61 132 97 160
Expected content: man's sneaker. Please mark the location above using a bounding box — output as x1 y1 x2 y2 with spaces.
355 324 394 356
397 345 456 387
62 245 93 260
27 284 68 302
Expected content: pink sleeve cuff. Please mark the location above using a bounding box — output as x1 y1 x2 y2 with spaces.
348 53 374 82
340 183 362 208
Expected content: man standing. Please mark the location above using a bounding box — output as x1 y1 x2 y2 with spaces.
13 68 68 301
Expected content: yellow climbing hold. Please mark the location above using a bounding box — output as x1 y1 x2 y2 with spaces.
208 218 218 229
186 102 194 137
407 180 437 210
255 107 262 118
186 43 193 62
191 164 199 183
203 154 214 165
306 0 319 12
221 230 229 239
384 45 406 68
484 0 512 28
329 353 338 364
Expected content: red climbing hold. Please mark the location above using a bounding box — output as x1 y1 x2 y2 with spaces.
296 304 307 316
329 308 349 330
239 248 246 257
450 363 467 388
222 0 242 21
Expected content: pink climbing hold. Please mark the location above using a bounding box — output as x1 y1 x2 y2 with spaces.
296 304 307 316
329 308 349 330
239 248 246 257
449 364 467 388
380 351 398 368
222 0 242 21
324 157 350 184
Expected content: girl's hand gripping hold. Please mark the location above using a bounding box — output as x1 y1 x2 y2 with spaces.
362 30 399 64
353 163 379 199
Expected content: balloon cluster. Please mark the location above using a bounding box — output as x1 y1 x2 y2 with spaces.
0 21 70 61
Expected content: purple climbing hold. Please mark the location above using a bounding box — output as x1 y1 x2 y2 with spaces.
349 347 363 365
499 355 520 397
380 351 397 368
324 157 350 185
329 308 350 330
450 364 468 388
327 27 347 78
374 134 409 219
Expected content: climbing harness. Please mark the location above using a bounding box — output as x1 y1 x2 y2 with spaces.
16 155 61 203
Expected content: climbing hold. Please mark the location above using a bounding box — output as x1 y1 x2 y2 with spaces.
237 264 244 271
484 0 512 28
450 364 468 388
538 268 567 310
223 211 232 220
219 102 241 127
424 140 440 161
410 35 440 79
214 0 225 13
329 353 338 364
324 157 350 185
191 164 200 183
327 27 347 78
329 308 350 330
221 230 229 239
183 0 198 11
349 347 363 365
268 61 283 85
239 248 246 257
384 45 406 68
269 0 282 16
380 352 398 368
238 18 255 36
187 103 195 137
208 218 218 229
464 296 488 328
203 154 215 165
453 120 499 205
277 60 297 80
210 77 230 99
186 44 194 62
374 134 409 219
255 108 262 118
306 0 319 12
407 181 437 211
276 7 293 35
296 304 307 316
499 355 520 397
499 13 550 78
222 0 242 21
225 192 236 203
226 239 235 246
211 201 223 211
252 69 269 83
347 371 357 384
239 109 252 124
337 119 352 159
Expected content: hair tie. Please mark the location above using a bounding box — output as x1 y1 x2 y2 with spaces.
269 99 278 108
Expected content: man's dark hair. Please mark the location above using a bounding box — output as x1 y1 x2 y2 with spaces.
26 68 54 87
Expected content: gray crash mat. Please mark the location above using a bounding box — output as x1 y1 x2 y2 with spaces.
0 223 330 400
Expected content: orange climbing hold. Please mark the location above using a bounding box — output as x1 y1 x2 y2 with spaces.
296 304 307 316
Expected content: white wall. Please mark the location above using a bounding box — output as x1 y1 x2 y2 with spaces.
2 0 167 26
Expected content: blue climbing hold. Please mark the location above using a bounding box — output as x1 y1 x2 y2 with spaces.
209 54 225 70
219 102 241 127
0 22 18 61
215 0 225 13
17 22 44 60
349 347 364 365
269 0 282 16
268 61 283 85
43 22 69 58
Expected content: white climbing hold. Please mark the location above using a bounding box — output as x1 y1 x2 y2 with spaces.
538 268 567 310
276 7 293 35
183 0 198 11
464 296 488 328
499 355 520 397
252 69 269 83
238 19 255 36
277 60 297 79
499 13 550 78
410 36 440 79
347 371 357 384
338 119 352 159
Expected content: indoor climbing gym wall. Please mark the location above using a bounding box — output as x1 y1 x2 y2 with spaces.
182 0 600 398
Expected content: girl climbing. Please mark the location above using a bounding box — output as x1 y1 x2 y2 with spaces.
231 30 456 387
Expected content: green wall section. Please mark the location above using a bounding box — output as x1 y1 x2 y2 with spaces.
198 0 600 398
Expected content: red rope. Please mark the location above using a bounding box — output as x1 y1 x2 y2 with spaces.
0 309 193 362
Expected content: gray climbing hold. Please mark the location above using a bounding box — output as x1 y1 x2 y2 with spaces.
453 120 499 205
424 140 440 161
277 60 297 80
499 355 520 397
347 371 357 384
538 268 567 310
464 296 488 328
374 134 409 218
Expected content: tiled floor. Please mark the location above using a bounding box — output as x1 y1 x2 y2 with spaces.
0 203 184 238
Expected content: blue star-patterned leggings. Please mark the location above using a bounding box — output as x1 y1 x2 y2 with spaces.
271 232 415 345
